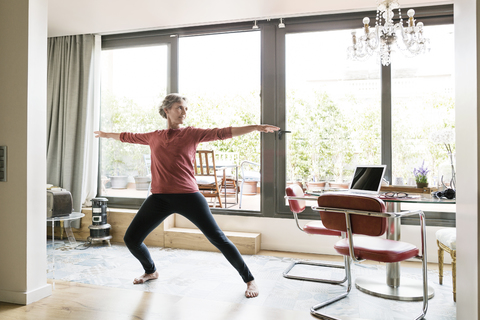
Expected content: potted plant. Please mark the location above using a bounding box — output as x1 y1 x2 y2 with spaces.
134 155 151 190
414 161 430 188
109 160 129 189
306 180 326 191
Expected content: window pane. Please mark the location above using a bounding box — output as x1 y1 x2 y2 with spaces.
391 24 455 189
100 46 168 198
286 30 381 190
179 31 261 211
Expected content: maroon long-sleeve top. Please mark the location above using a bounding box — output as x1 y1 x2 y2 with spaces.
120 126 232 194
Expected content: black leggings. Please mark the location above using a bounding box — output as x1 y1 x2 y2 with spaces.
123 192 254 283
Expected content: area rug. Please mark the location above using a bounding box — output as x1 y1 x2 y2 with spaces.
47 241 456 320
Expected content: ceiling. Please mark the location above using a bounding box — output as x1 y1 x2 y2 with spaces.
47 0 449 37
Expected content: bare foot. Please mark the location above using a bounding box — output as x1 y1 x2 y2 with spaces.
245 280 259 298
133 271 159 284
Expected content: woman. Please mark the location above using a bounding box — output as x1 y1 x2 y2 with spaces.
94 93 279 298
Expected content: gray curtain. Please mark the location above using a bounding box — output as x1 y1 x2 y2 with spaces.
47 34 97 217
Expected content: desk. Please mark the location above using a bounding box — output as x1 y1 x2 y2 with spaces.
47 212 85 288
287 193 455 301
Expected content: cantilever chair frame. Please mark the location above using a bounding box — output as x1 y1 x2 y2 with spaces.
310 204 428 320
284 192 347 285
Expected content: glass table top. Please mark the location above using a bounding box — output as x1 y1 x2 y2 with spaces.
47 212 85 222
303 190 456 205
379 195 455 204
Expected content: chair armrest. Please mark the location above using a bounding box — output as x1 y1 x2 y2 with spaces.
312 206 393 218
283 195 310 233
312 206 424 219
285 195 324 202
240 160 260 181
240 160 260 168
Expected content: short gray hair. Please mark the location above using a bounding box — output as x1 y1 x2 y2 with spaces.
159 93 188 119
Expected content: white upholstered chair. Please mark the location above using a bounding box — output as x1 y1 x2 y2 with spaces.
436 228 456 302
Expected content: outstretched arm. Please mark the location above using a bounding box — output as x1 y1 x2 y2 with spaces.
231 125 280 137
94 131 121 141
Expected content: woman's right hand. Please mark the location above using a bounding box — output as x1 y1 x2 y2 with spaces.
94 131 121 140
94 131 105 138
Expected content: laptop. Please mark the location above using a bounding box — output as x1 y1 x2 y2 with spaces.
305 165 386 196
347 165 386 195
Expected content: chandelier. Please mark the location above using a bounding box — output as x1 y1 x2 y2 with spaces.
347 0 429 66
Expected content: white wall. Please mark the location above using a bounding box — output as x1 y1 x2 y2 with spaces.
47 0 449 37
0 0 51 304
454 0 480 318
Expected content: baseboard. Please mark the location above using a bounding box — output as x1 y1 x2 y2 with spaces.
68 210 261 255
0 283 51 305
164 227 261 255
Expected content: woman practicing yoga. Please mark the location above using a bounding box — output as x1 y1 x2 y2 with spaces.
94 93 279 298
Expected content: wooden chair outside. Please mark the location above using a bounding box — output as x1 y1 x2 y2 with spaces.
194 150 223 208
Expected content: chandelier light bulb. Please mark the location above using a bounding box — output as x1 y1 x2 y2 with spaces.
407 9 415 17
363 17 370 25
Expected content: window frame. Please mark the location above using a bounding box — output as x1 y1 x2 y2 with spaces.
98 5 455 227
99 35 178 209
272 5 454 225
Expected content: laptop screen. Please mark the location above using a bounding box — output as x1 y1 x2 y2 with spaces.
349 165 386 194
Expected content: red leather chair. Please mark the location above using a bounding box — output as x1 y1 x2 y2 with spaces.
310 193 428 319
284 185 347 284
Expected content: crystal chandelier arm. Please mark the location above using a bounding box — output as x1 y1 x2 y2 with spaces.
397 14 427 55
366 25 380 51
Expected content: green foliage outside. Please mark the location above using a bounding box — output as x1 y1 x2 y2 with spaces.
100 87 454 187
182 90 261 166
392 94 455 184
286 90 381 184
100 91 165 178
285 89 454 186
100 90 262 180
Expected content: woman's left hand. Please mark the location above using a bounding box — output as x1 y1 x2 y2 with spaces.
256 125 280 133
232 124 280 137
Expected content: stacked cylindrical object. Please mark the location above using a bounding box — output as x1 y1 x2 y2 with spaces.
88 197 112 244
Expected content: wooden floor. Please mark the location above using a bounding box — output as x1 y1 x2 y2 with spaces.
0 280 320 320
0 251 449 320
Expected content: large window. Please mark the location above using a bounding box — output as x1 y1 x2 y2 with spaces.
179 31 261 211
99 45 168 198
391 24 455 187
285 29 381 189
391 24 455 220
99 6 455 225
